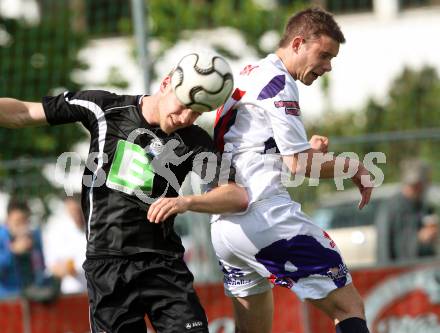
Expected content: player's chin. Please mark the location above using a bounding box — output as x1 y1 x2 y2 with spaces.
303 76 317 86
162 120 177 134
167 124 185 134
161 124 174 134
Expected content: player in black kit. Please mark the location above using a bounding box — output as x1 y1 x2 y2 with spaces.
0 69 248 333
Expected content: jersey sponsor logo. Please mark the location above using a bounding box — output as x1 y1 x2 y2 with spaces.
274 100 301 116
125 128 192 203
106 140 154 195
240 64 259 76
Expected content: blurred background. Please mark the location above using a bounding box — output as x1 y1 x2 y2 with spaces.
1 0 440 332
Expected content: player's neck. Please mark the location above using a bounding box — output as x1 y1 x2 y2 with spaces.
140 95 160 125
276 48 298 80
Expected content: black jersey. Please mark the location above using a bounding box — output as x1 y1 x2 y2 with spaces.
43 90 231 258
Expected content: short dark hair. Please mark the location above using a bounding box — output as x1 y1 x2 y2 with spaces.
279 7 345 48
7 199 30 216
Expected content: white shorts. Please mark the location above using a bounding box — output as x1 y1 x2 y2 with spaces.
211 195 352 300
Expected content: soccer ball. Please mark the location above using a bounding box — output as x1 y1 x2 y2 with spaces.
171 52 234 113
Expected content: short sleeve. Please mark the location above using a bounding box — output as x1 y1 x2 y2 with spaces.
42 90 113 129
253 71 310 155
264 82 311 155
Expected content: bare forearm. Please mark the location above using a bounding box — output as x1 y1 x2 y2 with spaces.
313 155 354 179
147 183 248 223
284 149 356 179
0 98 47 128
185 183 248 214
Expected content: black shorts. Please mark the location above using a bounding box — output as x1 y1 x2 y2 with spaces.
83 253 208 333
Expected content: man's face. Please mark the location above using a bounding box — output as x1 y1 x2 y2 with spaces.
295 35 340 86
158 80 201 134
7 209 30 237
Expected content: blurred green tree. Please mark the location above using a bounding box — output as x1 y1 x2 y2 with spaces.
0 4 88 198
307 65 440 190
364 66 440 182
371 66 440 132
148 0 307 54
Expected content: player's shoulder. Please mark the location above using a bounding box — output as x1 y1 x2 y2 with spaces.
65 89 117 102
245 54 286 78
178 124 211 141
237 54 296 100
177 124 214 148
64 90 140 110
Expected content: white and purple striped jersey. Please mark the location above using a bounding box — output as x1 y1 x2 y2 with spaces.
214 53 311 204
211 55 351 300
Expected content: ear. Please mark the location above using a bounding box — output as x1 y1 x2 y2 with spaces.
160 75 172 92
291 36 304 53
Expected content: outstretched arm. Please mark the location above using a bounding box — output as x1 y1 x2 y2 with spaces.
0 98 47 128
283 149 373 209
147 182 248 223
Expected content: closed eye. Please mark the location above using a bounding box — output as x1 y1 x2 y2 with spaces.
320 52 333 60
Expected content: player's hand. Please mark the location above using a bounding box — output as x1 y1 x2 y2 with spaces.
309 135 329 153
147 196 190 223
351 164 374 210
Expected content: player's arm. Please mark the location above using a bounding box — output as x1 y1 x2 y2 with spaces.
282 149 373 209
309 134 328 153
147 182 248 223
0 98 47 128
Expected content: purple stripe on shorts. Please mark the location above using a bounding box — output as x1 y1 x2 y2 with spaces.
255 235 348 288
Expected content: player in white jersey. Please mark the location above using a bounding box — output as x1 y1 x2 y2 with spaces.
212 7 373 333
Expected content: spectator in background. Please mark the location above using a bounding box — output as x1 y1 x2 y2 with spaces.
0 199 47 299
43 194 87 294
379 159 439 262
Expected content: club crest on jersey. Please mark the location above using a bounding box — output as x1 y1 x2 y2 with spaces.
274 100 301 116
148 138 164 156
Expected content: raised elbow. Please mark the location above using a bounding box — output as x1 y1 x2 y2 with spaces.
234 187 249 213
235 199 248 213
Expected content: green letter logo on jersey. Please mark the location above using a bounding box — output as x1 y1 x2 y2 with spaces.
107 140 154 195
